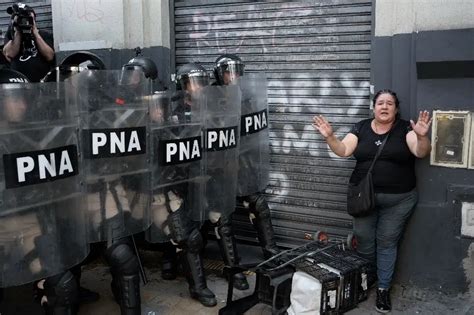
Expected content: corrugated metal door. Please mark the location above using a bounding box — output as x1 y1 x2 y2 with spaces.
0 0 53 46
173 0 372 247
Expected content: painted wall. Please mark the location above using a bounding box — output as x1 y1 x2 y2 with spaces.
375 0 474 36
50 0 171 84
372 0 474 294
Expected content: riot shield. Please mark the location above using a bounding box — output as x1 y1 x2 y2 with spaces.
71 70 151 243
0 82 87 287
145 91 205 243
237 73 270 196
199 85 241 220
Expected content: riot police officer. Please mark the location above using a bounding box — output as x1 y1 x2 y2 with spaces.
57 52 148 315
211 54 279 290
145 62 217 307
213 54 245 86
42 52 116 311
122 55 183 282
0 67 88 315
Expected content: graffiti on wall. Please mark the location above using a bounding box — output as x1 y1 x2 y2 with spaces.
266 72 369 198
66 0 105 23
190 14 282 54
179 2 371 207
270 73 370 155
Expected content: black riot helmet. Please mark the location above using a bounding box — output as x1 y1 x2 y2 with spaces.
213 54 244 86
41 51 106 82
122 56 158 80
0 68 30 84
175 62 209 92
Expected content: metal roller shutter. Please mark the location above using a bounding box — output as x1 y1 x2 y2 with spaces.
173 0 372 247
0 0 53 45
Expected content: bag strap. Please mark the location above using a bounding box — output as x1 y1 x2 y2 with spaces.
367 120 397 174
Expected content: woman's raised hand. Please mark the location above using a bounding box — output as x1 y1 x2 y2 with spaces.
312 115 334 139
410 110 432 137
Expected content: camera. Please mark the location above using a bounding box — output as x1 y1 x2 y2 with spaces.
7 3 34 35
6 3 35 57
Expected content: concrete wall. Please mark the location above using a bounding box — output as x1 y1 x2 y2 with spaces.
375 0 474 36
372 0 474 294
51 0 171 84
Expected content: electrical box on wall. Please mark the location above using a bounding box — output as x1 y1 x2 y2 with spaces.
430 111 471 168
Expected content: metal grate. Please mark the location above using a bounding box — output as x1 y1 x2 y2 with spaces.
173 0 372 246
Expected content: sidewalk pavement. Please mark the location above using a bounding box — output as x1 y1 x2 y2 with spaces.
1 242 472 314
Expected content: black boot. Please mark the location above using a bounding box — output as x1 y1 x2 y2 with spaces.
182 251 217 307
110 273 141 315
232 273 249 291
42 271 79 315
161 242 178 280
105 241 141 315
249 194 279 259
216 217 249 291
181 229 217 307
69 265 100 305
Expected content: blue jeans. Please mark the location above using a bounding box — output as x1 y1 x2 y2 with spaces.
353 189 418 289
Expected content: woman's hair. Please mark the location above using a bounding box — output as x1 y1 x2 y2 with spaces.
373 89 400 108
373 89 401 119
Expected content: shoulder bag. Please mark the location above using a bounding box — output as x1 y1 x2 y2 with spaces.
346 125 393 217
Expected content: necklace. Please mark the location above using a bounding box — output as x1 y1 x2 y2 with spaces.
373 120 392 134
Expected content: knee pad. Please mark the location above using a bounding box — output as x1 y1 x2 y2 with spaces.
105 242 139 275
249 194 270 217
43 271 78 309
185 229 203 254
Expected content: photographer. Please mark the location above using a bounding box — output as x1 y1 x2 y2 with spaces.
3 3 54 82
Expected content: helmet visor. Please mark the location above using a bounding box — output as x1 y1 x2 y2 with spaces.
216 62 244 85
179 74 209 92
120 66 144 85
187 75 209 89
